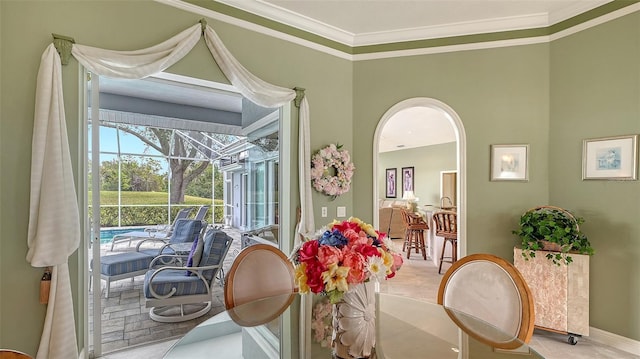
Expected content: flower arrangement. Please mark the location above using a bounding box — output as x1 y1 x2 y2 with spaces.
311 143 355 199
293 217 403 303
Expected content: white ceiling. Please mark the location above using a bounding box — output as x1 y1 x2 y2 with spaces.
379 107 456 153
217 0 611 46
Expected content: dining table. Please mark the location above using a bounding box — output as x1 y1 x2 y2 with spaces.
164 292 545 359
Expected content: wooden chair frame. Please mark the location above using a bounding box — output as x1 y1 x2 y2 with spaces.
224 244 295 310
437 253 535 349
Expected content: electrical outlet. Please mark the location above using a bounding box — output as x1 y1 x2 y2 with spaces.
321 207 327 217
337 206 346 217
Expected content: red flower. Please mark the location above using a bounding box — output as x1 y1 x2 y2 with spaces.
351 243 381 258
299 240 319 263
305 259 326 293
331 220 361 234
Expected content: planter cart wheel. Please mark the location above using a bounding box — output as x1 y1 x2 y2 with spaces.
568 334 581 345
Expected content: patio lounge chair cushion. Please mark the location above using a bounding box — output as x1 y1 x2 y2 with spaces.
144 228 233 298
143 269 210 297
137 219 203 257
100 252 154 277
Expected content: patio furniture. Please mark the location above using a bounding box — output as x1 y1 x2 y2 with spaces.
95 219 202 297
98 251 155 298
193 205 210 222
135 218 203 258
108 207 193 251
143 227 234 322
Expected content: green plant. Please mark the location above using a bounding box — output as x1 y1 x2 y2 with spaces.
512 206 594 265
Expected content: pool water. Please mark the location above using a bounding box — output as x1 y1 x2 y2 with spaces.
99 227 145 243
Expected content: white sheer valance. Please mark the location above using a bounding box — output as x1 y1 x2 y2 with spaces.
29 21 314 359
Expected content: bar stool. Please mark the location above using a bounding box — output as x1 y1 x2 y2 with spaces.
400 209 428 260
432 211 458 274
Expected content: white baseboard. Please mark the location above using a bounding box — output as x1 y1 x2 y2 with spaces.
588 326 640 356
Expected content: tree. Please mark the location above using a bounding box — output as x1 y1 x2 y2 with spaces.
100 157 165 192
101 123 236 203
186 163 224 199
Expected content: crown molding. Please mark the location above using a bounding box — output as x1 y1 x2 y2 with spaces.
158 0 638 61
216 0 356 45
156 0 354 60
215 0 611 47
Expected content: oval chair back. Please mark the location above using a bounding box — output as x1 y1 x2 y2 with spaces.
0 350 33 359
437 253 535 349
224 244 295 309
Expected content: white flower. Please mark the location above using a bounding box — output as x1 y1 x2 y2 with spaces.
367 256 387 280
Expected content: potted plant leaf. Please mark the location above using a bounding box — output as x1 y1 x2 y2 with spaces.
512 205 594 265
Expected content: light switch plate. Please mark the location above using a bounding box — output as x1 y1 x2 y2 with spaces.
337 206 346 217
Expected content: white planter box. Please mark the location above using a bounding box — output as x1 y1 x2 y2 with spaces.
513 247 589 336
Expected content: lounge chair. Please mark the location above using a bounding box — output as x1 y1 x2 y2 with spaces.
136 218 203 259
109 207 193 251
193 205 210 222
143 227 234 322
96 219 203 297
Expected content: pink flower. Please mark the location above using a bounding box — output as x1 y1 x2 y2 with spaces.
318 245 343 266
342 229 360 243
343 251 367 283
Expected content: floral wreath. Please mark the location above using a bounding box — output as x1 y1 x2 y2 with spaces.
311 144 355 199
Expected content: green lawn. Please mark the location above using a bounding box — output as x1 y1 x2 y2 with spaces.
92 191 217 205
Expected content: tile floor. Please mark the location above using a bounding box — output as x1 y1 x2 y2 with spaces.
96 235 639 358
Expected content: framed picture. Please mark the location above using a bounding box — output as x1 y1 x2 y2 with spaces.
401 167 414 194
582 135 638 180
490 144 529 181
385 168 397 198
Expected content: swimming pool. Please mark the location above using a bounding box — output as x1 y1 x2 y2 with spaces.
99 227 145 243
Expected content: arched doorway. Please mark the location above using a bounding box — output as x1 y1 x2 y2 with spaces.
373 98 467 299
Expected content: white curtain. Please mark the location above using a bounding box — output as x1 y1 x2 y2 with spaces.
28 44 81 359
29 22 314 358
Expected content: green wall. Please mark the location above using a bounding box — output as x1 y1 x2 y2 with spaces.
1 0 639 354
353 43 551 257
378 143 456 206
549 12 640 340
0 0 352 354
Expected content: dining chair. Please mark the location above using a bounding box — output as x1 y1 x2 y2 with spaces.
431 210 458 274
400 208 428 260
437 253 535 349
224 244 295 310
0 349 33 359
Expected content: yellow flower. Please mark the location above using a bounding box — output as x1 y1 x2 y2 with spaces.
295 262 310 294
380 248 394 268
349 217 378 238
322 263 350 292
